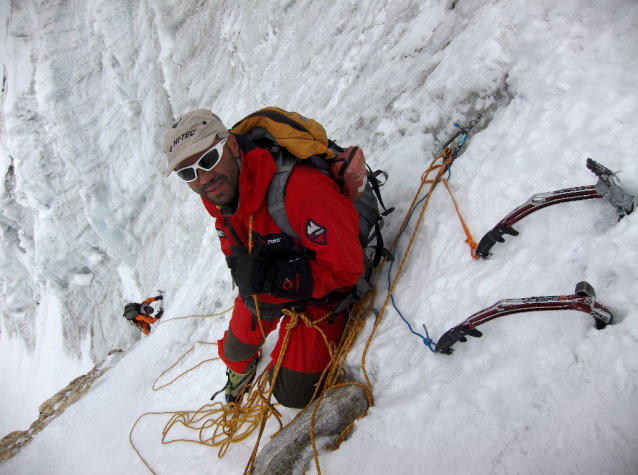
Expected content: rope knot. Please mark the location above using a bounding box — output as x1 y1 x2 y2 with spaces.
300 313 313 329
282 309 312 330
284 314 298 330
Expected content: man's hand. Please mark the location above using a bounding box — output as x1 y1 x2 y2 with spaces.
226 245 313 300
225 245 263 296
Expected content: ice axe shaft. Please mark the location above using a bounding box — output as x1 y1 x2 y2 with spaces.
475 159 635 259
435 281 613 355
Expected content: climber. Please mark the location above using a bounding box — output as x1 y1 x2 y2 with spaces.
163 109 364 408
123 295 164 335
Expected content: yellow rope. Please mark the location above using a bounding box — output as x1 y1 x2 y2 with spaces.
131 215 285 472
152 342 219 392
132 150 477 474
240 210 378 475
242 301 374 475
361 149 459 399
247 213 269 346
161 363 277 458
248 214 254 253
129 308 234 473
156 306 234 325
376 148 455 270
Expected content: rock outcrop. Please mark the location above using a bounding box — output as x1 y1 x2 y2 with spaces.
0 349 123 463
252 384 370 475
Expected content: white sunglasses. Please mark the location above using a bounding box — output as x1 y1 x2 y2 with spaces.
176 138 227 182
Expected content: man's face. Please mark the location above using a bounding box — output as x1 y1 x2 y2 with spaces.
177 135 240 206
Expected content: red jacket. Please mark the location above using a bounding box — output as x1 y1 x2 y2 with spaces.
202 136 363 306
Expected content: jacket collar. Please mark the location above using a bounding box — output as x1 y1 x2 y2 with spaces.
201 135 277 218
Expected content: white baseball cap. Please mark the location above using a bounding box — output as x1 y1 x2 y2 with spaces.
163 109 230 177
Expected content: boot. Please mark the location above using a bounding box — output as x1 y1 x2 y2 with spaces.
211 358 259 403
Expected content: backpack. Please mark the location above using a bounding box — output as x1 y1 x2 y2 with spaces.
231 107 394 319
123 303 142 321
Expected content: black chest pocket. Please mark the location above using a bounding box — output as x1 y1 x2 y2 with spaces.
252 231 299 260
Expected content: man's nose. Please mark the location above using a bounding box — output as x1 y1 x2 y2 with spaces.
196 168 213 185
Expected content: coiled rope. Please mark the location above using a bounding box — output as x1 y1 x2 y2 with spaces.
129 307 236 472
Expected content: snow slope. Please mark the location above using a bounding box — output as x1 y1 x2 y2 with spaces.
1 0 637 473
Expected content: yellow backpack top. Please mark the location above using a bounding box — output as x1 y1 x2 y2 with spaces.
230 107 336 161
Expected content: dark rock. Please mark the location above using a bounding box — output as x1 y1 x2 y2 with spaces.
252 384 369 475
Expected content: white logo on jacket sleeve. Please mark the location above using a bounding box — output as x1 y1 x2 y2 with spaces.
305 219 327 245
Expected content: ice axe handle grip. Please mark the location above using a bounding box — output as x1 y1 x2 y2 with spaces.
475 225 519 259
435 326 483 355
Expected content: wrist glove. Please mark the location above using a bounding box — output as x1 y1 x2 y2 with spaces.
156 309 164 319
155 295 163 301
225 245 262 296
225 245 313 300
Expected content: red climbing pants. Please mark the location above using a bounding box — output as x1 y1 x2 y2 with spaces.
217 295 347 408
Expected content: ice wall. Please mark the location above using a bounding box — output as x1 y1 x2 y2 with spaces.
0 0 177 434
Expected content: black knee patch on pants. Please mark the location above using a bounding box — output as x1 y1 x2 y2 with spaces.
224 327 262 363
269 366 323 409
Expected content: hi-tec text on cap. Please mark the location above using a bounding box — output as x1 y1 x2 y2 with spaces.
169 129 196 152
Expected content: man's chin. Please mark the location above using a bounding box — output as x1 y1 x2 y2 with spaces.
202 189 235 207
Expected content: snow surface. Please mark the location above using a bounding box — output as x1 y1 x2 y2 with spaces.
1 0 638 473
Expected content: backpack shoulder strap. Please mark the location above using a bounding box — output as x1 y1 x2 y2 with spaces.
267 151 301 240
265 148 334 241
230 117 303 241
